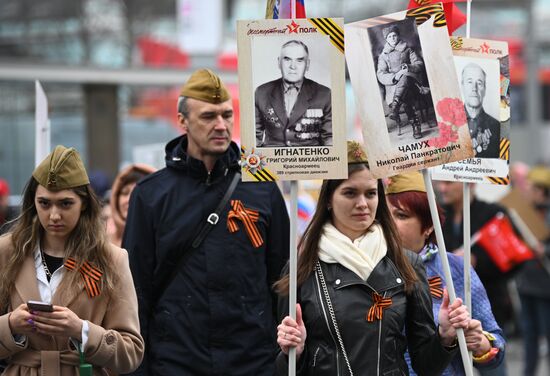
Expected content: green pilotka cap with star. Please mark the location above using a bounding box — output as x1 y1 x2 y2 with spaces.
528 165 550 188
32 145 90 190
385 171 426 194
179 69 231 104
347 141 368 165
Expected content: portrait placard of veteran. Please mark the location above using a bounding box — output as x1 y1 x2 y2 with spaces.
459 60 501 158
237 18 347 182
431 38 510 185
345 4 474 178
255 39 332 148
369 19 437 143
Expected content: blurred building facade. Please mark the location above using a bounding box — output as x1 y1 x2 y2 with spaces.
0 0 548 194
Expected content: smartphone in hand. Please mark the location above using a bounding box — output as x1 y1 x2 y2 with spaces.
27 300 54 312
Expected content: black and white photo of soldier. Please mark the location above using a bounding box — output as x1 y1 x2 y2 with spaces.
255 39 332 147
369 19 437 143
459 61 501 158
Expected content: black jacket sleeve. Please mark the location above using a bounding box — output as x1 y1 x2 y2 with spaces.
122 186 156 376
406 254 457 376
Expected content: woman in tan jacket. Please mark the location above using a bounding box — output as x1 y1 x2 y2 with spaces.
0 145 144 375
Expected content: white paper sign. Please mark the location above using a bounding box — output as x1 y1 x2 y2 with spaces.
35 81 50 167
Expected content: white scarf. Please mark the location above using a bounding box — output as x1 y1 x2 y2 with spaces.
318 222 387 281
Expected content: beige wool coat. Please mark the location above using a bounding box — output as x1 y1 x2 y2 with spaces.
0 235 144 375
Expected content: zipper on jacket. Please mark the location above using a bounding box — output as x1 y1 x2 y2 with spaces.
315 271 341 376
312 347 320 367
376 291 387 376
206 171 212 185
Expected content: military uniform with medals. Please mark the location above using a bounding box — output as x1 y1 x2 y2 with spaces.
467 108 501 159
255 77 332 147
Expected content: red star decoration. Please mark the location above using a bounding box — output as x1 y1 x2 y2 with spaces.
480 42 490 54
287 20 299 34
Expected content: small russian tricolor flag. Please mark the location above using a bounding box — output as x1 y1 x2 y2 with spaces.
266 0 306 19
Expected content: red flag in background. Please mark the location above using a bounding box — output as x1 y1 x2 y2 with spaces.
476 213 535 273
407 0 466 35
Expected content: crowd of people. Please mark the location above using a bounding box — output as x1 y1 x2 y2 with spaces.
0 69 549 376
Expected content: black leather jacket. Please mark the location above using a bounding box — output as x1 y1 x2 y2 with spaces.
277 252 457 376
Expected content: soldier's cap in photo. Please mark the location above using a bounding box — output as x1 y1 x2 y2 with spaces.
179 69 230 104
383 25 400 40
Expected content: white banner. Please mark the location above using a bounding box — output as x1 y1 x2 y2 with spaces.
177 0 223 54
35 81 50 167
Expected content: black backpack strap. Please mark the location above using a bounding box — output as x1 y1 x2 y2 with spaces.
192 171 241 248
152 171 241 307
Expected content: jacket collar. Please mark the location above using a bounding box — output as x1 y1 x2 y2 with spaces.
382 40 407 54
322 256 404 294
164 135 240 183
15 253 42 304
27 248 84 307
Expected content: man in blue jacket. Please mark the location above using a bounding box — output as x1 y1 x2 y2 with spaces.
123 69 290 375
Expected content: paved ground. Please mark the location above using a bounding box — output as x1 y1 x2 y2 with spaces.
473 337 549 376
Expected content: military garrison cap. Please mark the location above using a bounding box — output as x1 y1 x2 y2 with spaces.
528 165 550 188
179 69 230 104
386 171 426 194
32 145 89 190
347 141 368 165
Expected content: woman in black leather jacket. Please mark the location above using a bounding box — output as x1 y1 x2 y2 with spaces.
275 142 470 376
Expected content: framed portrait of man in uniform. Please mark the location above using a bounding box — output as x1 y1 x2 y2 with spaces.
237 18 347 182
345 4 475 178
254 37 332 148
431 37 510 185
368 18 438 145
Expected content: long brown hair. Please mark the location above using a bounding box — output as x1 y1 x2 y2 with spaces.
0 177 117 311
274 163 418 295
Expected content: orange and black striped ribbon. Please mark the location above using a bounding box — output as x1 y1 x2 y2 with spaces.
308 18 344 53
64 257 103 298
406 3 447 28
450 37 464 50
486 138 511 185
366 293 392 322
428 276 444 299
227 200 264 248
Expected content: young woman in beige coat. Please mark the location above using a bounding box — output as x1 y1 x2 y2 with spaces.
0 145 144 375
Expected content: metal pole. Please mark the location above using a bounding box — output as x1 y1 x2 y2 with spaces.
466 0 472 38
288 180 298 376
464 0 473 364
423 170 474 376
526 0 541 163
